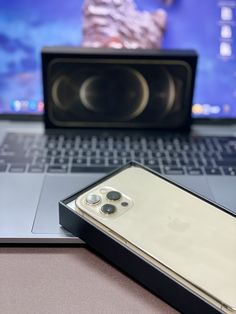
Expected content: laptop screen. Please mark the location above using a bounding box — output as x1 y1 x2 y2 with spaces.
0 0 235 119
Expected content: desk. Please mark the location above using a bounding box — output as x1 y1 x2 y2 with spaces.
0 247 178 314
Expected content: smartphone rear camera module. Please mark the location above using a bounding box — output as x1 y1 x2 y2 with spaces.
101 204 116 214
106 191 121 201
86 194 101 205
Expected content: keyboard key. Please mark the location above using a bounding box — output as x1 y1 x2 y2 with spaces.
218 153 236 159
134 151 148 158
222 167 236 176
161 159 177 166
215 160 236 167
108 158 123 166
154 152 166 158
164 167 185 175
47 150 61 157
54 157 69 165
178 159 195 167
72 158 87 165
145 159 159 166
186 167 203 175
71 166 116 173
100 151 114 157
0 150 16 157
47 165 68 173
117 151 131 158
35 157 51 164
9 164 26 173
27 148 44 156
0 156 32 164
81 151 97 157
0 164 7 172
205 167 221 175
0 158 7 165
64 150 79 157
90 158 105 166
197 159 214 167
28 165 45 173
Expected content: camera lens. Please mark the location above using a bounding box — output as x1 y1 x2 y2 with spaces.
101 204 116 214
106 191 121 201
86 194 101 205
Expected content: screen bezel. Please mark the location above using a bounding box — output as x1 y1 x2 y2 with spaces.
0 113 42 122
1 112 235 125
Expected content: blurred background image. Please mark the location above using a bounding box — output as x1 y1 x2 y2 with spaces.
0 0 235 118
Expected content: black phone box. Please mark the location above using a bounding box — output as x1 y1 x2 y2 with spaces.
59 162 221 314
42 47 197 130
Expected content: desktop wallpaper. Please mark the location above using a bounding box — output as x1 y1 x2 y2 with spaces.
0 0 235 118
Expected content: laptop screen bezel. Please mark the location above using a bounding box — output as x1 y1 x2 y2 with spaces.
1 112 235 126
0 113 42 122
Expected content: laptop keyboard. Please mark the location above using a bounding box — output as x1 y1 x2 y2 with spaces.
0 132 236 175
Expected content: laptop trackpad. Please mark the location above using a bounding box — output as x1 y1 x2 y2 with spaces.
207 176 236 215
33 173 217 235
32 174 104 235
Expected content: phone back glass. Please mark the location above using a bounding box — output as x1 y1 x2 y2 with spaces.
72 166 236 311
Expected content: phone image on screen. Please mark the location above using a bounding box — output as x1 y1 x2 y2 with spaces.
65 163 236 313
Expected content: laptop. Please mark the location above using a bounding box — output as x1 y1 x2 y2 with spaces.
0 1 236 243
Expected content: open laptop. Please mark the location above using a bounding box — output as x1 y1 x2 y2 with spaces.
0 0 236 243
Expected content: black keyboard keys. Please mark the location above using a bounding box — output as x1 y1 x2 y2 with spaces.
9 164 26 173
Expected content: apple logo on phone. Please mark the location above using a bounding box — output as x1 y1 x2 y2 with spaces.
168 217 190 232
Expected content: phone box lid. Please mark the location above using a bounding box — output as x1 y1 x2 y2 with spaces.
42 48 198 130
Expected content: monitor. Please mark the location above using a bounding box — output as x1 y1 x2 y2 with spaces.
0 0 235 119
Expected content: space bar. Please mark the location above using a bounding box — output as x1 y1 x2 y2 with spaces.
71 166 117 173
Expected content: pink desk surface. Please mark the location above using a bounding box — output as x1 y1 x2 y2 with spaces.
0 247 179 314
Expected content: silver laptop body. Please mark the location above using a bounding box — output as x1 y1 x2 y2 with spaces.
1 1 236 243
0 119 236 243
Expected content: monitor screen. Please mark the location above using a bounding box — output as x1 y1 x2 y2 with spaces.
0 0 235 119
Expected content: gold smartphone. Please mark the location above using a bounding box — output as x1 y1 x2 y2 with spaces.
66 164 236 313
